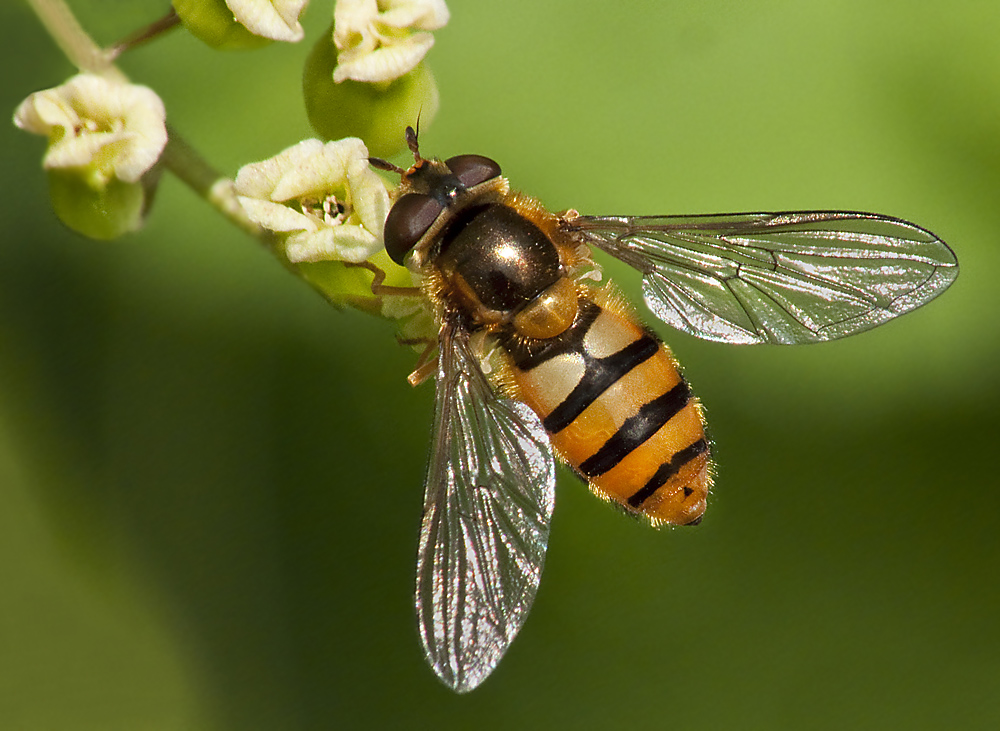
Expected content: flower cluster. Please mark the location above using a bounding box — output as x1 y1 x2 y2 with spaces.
13 0 449 316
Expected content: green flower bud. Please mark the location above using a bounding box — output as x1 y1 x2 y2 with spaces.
14 74 167 240
172 0 307 50
47 169 147 240
303 24 440 158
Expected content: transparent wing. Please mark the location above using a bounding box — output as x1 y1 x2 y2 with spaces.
569 211 959 344
415 316 556 693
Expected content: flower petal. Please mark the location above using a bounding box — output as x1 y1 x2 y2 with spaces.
332 0 449 83
234 139 324 199
227 0 309 42
285 224 381 263
333 33 435 83
237 197 319 233
346 153 390 235
378 0 449 30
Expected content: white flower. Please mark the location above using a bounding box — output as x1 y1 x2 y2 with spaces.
228 0 309 42
333 0 450 83
13 74 167 186
235 138 390 264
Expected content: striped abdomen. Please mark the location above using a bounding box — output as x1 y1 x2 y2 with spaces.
501 298 711 526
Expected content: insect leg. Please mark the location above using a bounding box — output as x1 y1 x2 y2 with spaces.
405 339 438 387
343 260 422 297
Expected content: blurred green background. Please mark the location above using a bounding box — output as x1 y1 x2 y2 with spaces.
2 1 998 728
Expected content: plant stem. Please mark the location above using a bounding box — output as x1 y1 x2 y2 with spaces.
26 0 122 79
107 8 181 60
161 128 267 242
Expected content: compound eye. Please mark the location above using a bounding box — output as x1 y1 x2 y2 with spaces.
383 193 443 265
445 154 502 189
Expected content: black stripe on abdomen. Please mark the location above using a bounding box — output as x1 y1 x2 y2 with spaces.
626 438 709 508
501 300 601 371
542 335 659 434
578 381 692 478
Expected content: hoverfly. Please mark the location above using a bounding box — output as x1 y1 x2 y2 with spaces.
369 128 958 693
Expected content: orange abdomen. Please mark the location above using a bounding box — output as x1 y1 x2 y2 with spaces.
502 298 711 526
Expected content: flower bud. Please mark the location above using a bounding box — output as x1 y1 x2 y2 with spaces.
303 23 439 158
14 74 167 239
172 0 308 49
46 169 148 240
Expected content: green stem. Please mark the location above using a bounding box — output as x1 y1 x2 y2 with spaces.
160 128 266 242
107 8 181 60
26 0 123 79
